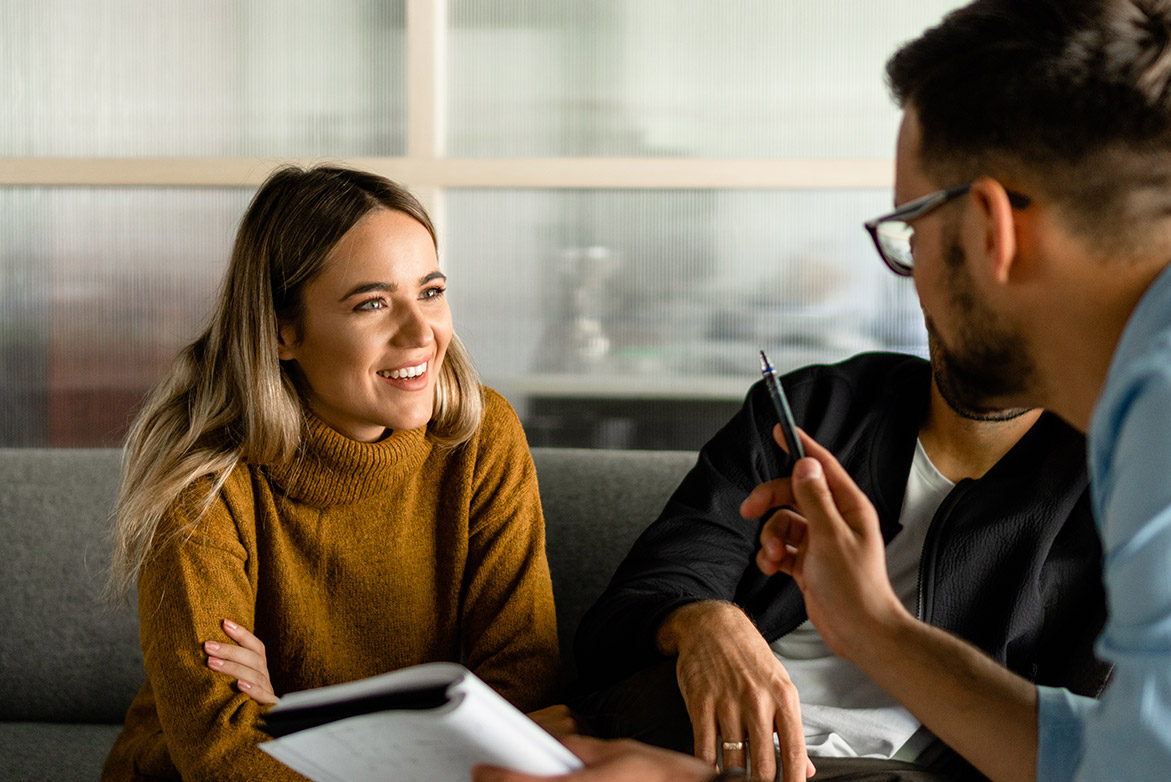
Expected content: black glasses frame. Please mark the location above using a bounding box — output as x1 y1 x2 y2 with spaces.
864 183 1031 277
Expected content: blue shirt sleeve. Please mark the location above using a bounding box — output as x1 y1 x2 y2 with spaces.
1051 345 1171 781
1036 686 1094 781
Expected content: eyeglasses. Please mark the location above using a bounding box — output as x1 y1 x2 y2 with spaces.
864 183 1031 277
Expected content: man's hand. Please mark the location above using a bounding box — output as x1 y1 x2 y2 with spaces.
738 426 1041 782
657 602 814 782
740 427 910 660
204 619 279 706
472 736 714 782
527 704 584 741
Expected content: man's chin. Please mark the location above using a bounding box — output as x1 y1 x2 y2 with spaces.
935 378 1032 422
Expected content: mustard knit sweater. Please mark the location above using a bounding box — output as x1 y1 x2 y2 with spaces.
102 388 558 781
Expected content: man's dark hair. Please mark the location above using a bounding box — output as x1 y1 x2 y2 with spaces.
888 0 1171 242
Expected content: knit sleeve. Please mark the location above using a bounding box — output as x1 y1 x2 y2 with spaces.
128 469 305 782
460 389 559 712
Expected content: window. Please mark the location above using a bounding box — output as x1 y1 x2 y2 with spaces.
1 0 962 448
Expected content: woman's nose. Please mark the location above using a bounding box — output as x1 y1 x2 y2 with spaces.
389 302 434 347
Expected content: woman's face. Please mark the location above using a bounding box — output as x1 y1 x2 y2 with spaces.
278 208 452 442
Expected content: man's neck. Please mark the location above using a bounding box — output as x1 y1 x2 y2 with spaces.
1027 261 1166 432
918 382 1041 483
1007 210 1171 432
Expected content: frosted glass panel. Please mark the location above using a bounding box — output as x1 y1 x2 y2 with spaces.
0 188 250 446
1 1 406 157
444 189 926 395
448 0 964 158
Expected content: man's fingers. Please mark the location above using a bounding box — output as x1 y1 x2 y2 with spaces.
471 765 548 782
794 431 875 530
717 710 746 774
775 697 810 782
746 711 776 782
757 508 807 576
690 701 718 766
559 735 627 764
739 478 794 520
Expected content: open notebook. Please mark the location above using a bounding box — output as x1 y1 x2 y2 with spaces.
260 662 582 782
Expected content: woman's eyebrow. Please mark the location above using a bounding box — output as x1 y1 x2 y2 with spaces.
338 273 445 302
339 281 393 301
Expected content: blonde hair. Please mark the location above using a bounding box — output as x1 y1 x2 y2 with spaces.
107 166 483 601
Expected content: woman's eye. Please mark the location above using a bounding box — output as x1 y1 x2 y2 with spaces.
421 285 446 301
356 298 387 311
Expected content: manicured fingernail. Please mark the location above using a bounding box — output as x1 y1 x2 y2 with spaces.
224 619 239 631
208 657 223 668
205 641 220 652
238 680 252 690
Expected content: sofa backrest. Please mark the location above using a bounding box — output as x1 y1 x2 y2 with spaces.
0 448 135 724
531 448 696 684
0 446 695 722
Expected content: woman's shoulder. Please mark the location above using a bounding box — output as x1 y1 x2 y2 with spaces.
457 385 536 473
161 460 259 538
478 385 526 438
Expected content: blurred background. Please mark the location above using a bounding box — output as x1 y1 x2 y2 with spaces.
1 0 964 450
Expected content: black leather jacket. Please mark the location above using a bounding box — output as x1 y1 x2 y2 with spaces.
576 352 1110 697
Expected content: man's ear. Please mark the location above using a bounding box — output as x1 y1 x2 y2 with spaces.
967 177 1019 285
276 320 298 362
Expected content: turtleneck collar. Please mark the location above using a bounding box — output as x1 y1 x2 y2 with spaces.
265 410 433 506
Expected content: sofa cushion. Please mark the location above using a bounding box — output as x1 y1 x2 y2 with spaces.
0 722 124 782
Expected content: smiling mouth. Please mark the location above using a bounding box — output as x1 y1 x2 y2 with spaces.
377 361 427 380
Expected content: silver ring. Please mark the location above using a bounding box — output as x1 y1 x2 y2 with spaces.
721 740 746 751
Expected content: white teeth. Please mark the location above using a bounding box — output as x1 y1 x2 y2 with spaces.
379 362 427 380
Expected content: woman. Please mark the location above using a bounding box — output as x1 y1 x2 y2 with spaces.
102 166 559 781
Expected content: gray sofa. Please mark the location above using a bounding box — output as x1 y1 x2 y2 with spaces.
0 446 696 782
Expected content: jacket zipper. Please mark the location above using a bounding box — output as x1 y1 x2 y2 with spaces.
916 481 969 623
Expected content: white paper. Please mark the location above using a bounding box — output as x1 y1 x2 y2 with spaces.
260 662 582 782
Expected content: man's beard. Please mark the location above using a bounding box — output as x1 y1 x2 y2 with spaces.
924 230 1036 422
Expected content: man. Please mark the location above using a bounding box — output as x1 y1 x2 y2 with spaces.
569 344 1106 782
476 1 1171 780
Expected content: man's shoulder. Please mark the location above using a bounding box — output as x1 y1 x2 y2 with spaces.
778 351 929 413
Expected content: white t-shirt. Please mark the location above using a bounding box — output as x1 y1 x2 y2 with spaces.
768 438 955 759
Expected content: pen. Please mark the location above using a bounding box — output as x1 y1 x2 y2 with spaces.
759 350 804 466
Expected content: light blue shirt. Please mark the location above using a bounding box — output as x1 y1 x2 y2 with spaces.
1036 263 1171 781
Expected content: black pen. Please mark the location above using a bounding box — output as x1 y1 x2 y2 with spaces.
759 350 804 466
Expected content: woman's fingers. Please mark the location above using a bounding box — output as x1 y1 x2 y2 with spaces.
203 640 267 682
204 619 278 705
222 618 265 654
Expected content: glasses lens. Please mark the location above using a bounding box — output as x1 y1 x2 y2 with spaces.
876 221 914 269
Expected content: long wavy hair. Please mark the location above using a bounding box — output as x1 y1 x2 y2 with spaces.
107 165 483 601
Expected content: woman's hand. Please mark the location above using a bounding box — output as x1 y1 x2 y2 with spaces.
203 619 279 706
659 602 815 782
527 704 584 741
